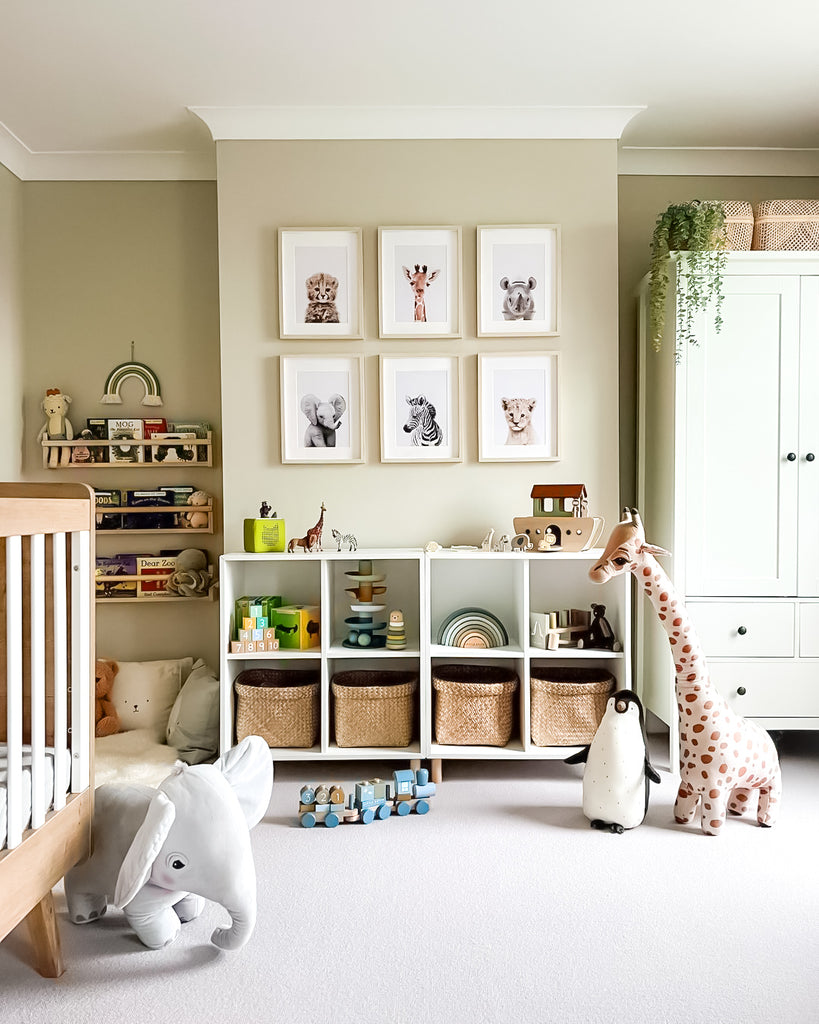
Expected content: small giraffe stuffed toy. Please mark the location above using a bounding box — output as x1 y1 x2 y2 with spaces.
589 508 781 836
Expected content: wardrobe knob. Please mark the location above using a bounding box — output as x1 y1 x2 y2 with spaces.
737 625 747 635
786 452 797 461
806 452 816 462
737 686 747 696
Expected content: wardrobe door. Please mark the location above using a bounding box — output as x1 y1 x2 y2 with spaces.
798 276 819 595
684 276 800 597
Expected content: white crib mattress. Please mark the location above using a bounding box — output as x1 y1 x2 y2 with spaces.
0 744 72 850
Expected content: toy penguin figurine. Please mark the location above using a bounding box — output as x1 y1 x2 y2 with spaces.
566 690 660 833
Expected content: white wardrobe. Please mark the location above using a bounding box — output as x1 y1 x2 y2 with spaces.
636 253 819 752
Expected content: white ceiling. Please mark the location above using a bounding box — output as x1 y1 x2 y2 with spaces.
2 0 818 180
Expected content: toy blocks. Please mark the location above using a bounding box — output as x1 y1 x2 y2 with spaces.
231 594 284 653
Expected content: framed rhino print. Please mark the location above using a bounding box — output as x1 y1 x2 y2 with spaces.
278 228 363 340
477 225 560 337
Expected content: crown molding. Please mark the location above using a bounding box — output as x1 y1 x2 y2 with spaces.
619 146 819 177
189 104 646 141
0 122 215 180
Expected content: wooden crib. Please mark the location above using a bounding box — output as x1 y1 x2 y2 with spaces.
0 482 94 977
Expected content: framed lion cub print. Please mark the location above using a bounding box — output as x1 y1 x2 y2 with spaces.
478 353 560 462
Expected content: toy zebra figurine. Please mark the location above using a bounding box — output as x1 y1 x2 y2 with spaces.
331 528 357 552
403 394 443 447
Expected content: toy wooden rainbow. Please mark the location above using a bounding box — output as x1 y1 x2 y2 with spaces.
100 361 163 407
437 607 508 649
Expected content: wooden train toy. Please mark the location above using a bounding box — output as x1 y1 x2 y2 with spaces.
298 768 436 827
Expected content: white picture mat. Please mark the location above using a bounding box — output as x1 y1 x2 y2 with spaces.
380 355 462 462
279 228 363 339
477 225 560 337
478 352 560 461
280 354 364 463
378 227 462 338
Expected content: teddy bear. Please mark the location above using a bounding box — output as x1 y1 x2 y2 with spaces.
182 489 211 529
95 658 121 738
37 388 75 467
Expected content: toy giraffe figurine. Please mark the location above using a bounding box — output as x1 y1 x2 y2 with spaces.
590 509 781 836
403 264 440 322
306 501 326 552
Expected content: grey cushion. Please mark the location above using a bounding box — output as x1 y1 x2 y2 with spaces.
165 658 220 764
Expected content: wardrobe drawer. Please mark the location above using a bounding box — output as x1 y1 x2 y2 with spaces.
799 604 819 658
709 662 819 718
688 602 794 658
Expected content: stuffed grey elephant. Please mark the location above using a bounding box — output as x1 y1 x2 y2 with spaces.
65 736 273 950
301 393 346 447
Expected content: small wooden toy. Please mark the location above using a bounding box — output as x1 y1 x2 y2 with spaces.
513 484 605 553
343 559 387 648
480 528 495 551
287 501 326 553
386 609 407 650
298 769 436 827
259 501 273 518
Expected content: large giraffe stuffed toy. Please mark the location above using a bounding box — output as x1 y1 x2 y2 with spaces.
589 509 781 836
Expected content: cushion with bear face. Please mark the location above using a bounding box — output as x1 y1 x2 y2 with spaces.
113 658 194 741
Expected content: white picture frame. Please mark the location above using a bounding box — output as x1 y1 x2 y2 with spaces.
478 352 560 462
280 354 365 464
477 225 561 337
378 227 462 339
278 228 363 340
379 354 462 463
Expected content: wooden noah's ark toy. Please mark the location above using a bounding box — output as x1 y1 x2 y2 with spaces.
513 485 605 553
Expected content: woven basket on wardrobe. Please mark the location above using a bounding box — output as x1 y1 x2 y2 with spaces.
752 199 819 251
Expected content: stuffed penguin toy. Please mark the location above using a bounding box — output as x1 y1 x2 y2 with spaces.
566 689 660 833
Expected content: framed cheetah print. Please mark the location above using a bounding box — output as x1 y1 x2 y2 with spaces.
279 228 363 339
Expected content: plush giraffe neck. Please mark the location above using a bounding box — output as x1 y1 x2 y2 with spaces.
589 509 710 693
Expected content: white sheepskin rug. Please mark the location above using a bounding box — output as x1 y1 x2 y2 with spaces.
95 729 180 787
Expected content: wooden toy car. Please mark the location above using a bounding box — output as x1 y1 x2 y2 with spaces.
298 769 436 827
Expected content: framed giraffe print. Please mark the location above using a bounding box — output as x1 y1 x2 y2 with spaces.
477 225 561 337
478 352 560 462
379 354 462 462
278 228 363 340
377 227 462 339
280 354 365 464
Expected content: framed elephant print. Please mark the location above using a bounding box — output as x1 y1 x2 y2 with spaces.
478 352 560 462
379 354 462 462
280 354 365 463
278 228 363 340
377 227 462 339
477 225 561 337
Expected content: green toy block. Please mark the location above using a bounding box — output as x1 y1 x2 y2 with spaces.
271 604 320 649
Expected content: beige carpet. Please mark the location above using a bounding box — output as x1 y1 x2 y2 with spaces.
1 732 817 1024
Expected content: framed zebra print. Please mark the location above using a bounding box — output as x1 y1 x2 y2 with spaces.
379 355 462 463
478 352 560 462
280 354 365 463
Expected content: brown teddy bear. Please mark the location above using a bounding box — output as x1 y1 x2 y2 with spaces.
95 658 121 737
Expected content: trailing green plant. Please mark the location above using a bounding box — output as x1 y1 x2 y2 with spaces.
648 200 728 358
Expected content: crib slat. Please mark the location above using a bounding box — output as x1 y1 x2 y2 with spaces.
70 531 91 793
29 534 46 829
6 535 24 850
51 533 68 811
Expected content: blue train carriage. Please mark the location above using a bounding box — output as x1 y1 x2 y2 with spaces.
298 769 436 827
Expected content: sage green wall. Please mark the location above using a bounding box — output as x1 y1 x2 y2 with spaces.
618 175 819 504
216 140 621 550
21 181 222 666
0 164 24 478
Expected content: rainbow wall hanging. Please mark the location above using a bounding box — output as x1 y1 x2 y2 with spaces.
437 607 509 649
100 360 163 407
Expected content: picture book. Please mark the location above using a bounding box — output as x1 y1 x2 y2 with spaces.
135 555 176 597
95 553 138 599
150 432 197 464
94 488 123 531
124 489 175 529
107 418 145 463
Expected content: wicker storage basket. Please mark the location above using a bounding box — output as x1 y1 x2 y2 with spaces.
721 200 754 250
331 670 417 748
752 199 819 251
433 664 519 746
530 668 615 746
234 668 319 748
